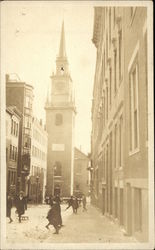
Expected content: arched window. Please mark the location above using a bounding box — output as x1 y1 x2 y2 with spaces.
55 113 63 126
54 161 62 176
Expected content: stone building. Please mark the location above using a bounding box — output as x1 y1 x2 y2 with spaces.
45 22 76 197
6 74 34 194
91 7 148 241
29 117 47 203
6 106 21 197
74 148 89 197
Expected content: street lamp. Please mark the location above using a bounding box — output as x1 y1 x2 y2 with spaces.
36 175 39 204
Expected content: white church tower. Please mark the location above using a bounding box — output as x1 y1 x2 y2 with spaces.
45 22 76 197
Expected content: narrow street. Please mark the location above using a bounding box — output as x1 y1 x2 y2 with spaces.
6 202 137 243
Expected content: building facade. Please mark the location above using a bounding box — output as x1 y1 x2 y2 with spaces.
91 7 148 241
45 22 76 197
29 118 47 203
6 106 21 197
74 148 89 197
6 74 34 194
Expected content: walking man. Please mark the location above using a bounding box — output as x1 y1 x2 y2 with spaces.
15 191 27 223
6 193 13 223
73 196 79 214
45 199 62 234
65 196 74 213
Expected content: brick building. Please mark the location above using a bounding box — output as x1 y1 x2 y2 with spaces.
6 74 34 194
6 106 21 197
29 117 47 203
91 7 149 241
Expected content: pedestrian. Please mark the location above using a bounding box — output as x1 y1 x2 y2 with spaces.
45 195 49 204
65 196 74 213
6 193 13 223
45 199 62 234
82 194 87 211
15 191 27 223
73 196 79 214
54 194 63 227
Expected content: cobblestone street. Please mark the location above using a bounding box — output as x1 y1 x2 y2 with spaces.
6 202 137 243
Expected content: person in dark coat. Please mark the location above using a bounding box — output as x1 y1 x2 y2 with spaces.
6 194 13 223
15 191 27 223
65 196 74 213
45 200 62 234
72 196 79 214
54 195 63 227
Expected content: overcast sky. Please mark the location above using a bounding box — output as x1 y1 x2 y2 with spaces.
2 1 97 154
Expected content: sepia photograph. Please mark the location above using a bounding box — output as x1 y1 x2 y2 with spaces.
0 1 154 249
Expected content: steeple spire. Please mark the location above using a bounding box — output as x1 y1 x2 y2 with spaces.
58 21 66 58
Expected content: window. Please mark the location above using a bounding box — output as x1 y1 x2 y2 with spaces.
113 7 116 28
16 123 18 136
120 116 123 167
145 31 148 140
9 145 17 161
11 119 13 134
118 30 122 81
24 136 31 148
106 32 108 61
25 116 31 129
25 96 32 109
104 50 105 76
13 121 16 135
109 68 112 106
103 91 105 127
114 124 117 168
10 145 12 159
54 161 62 176
11 119 18 137
114 50 117 94
129 62 139 152
55 113 63 126
106 85 108 120
109 8 111 46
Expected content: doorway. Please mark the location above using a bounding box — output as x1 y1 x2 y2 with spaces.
54 185 61 196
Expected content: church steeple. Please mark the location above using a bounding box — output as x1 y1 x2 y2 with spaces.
56 21 69 76
58 21 66 58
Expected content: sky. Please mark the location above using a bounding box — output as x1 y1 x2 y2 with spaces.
1 1 97 154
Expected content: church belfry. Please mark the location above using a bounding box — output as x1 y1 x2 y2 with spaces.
45 22 76 197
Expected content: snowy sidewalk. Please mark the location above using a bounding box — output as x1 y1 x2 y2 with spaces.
6 203 137 243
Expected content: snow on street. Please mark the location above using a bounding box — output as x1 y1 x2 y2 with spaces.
6 202 137 243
